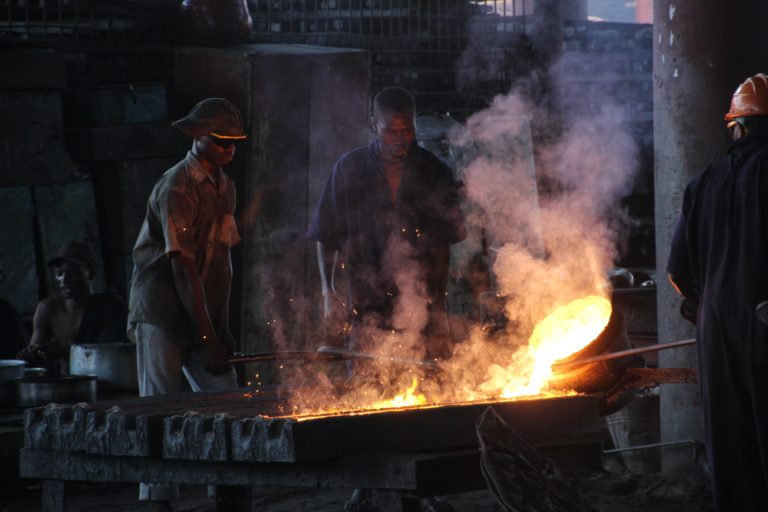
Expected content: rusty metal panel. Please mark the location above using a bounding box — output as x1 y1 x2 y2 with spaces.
0 92 80 186
34 179 106 293
116 157 181 253
0 52 67 89
67 122 188 162
0 186 37 314
232 395 602 463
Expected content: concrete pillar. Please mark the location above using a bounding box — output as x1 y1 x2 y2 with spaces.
654 0 768 475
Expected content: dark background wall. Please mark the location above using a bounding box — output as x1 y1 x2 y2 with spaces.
0 1 654 352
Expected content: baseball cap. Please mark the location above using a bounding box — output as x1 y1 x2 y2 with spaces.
172 97 247 140
47 241 97 276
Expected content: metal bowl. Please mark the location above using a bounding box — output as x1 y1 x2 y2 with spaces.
548 304 642 395
15 375 97 408
70 343 137 391
24 367 47 378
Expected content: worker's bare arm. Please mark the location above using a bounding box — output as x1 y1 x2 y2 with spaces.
170 252 230 374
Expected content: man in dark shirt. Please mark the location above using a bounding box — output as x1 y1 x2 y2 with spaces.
16 241 128 374
308 87 466 360
667 73 768 511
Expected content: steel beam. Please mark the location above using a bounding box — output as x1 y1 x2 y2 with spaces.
232 396 601 462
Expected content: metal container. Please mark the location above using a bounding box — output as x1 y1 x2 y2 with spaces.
549 304 643 395
69 343 138 391
15 375 97 408
0 359 26 407
24 367 47 378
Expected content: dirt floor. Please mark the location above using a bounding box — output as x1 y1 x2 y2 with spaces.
1 458 715 512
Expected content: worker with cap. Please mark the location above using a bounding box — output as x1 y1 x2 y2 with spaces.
667 72 768 511
17 240 128 374
128 97 246 510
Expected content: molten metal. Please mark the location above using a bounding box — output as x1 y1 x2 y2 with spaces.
279 295 613 417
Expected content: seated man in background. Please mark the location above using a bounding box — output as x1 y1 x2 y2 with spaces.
16 240 128 374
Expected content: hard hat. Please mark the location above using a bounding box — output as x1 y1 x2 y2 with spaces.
725 73 768 121
173 98 247 139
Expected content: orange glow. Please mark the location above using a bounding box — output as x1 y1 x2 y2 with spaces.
371 377 426 409
277 294 612 416
479 295 612 399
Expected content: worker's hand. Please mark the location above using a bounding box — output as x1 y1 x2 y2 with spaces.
16 345 42 361
204 341 232 376
17 342 68 360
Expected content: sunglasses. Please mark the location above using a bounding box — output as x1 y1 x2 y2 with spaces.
209 132 247 148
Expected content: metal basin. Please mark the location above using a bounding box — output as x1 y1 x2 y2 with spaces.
70 343 137 391
0 359 26 407
15 375 97 408
549 304 642 395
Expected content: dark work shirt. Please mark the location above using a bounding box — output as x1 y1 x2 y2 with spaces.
667 132 768 359
129 152 241 344
307 141 466 317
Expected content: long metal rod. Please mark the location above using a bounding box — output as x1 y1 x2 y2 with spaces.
552 338 696 370
229 351 342 364
316 346 439 369
603 439 700 454
230 347 438 369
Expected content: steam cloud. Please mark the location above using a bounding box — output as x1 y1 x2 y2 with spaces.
257 52 640 414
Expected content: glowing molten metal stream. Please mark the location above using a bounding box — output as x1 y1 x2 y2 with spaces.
479 295 612 400
276 295 612 418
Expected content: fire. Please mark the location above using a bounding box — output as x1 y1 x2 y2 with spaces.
275 294 612 416
480 295 612 399
373 377 426 409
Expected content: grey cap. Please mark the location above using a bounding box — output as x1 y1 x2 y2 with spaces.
172 98 246 139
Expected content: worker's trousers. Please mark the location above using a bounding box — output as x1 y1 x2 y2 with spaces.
133 322 238 502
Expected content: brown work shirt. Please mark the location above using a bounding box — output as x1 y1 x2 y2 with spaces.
128 151 241 345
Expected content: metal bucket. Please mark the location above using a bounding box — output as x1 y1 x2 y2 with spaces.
15 375 97 407
69 343 138 391
0 359 26 407
549 304 643 394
